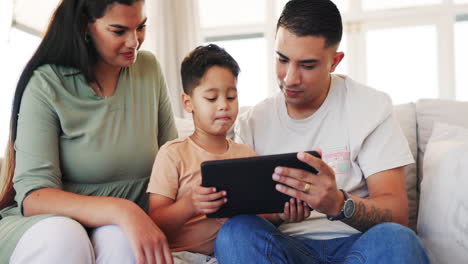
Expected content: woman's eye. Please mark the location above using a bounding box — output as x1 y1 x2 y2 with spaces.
227 96 237 101
113 30 125 36
278 58 288 64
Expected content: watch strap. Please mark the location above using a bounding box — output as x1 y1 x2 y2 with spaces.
327 189 350 221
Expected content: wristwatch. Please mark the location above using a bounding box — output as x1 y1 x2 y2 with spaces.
328 189 355 221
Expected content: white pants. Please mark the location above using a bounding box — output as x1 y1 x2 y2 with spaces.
10 216 135 264
172 251 218 264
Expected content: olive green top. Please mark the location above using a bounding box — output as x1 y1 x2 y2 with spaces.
0 51 178 262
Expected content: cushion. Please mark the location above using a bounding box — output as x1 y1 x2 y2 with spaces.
416 99 468 184
174 117 195 139
393 103 418 231
417 122 468 263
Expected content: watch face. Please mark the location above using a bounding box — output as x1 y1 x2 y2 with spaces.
343 199 355 218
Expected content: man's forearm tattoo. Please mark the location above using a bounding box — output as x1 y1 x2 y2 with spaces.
343 201 393 232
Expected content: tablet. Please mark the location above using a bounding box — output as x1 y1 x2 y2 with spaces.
201 151 320 218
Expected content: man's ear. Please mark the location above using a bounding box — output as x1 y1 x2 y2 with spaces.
330 51 345 73
182 93 193 113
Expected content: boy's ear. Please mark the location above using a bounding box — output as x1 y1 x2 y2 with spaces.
182 93 193 113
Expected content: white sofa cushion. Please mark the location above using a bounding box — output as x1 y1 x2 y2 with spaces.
174 117 195 139
417 122 468 263
416 99 468 184
393 103 418 230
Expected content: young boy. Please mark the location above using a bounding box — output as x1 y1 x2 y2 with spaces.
147 44 309 258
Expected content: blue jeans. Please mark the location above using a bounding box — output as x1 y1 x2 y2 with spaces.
214 215 430 264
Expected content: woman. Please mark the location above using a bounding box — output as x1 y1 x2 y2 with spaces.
0 0 176 263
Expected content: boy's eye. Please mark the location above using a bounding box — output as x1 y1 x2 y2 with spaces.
205 97 216 102
227 96 237 101
113 30 125 36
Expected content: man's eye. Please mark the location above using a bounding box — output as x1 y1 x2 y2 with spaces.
278 58 288 64
302 65 315 70
137 25 146 31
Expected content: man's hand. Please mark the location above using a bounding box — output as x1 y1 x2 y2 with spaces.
272 151 344 217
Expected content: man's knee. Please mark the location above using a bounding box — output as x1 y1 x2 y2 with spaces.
367 222 419 243
216 215 269 249
348 223 429 263
218 215 268 240
11 216 94 264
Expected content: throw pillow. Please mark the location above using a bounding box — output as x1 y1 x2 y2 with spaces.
417 122 468 264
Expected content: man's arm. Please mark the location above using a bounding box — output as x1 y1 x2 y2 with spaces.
342 167 408 231
273 152 409 232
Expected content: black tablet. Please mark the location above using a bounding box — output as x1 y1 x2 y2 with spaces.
201 151 320 218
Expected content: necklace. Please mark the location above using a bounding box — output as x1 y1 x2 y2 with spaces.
95 80 106 97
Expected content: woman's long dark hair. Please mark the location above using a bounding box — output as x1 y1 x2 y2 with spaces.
0 0 140 209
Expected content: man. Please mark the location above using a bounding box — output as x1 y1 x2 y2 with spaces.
214 0 429 263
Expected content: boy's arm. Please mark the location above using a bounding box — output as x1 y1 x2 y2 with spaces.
149 186 227 239
148 193 195 239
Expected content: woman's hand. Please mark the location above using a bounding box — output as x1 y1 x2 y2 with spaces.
278 198 311 223
117 200 174 264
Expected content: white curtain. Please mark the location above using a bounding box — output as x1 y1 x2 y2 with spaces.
143 0 202 118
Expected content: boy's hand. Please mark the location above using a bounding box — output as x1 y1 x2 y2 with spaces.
189 180 227 215
278 198 311 223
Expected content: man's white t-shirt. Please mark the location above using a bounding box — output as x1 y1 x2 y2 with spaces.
235 74 414 240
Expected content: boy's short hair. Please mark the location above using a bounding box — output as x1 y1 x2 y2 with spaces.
181 44 240 95
277 0 342 48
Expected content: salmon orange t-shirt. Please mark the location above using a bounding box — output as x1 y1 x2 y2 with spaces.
147 137 256 255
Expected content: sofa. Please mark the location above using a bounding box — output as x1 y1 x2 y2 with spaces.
1 98 467 263
394 99 468 264
176 98 468 264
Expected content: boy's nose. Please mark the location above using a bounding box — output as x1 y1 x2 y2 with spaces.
218 99 229 110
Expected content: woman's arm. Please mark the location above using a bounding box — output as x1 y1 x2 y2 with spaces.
24 188 173 264
24 188 138 226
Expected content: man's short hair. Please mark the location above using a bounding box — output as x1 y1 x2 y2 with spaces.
181 44 240 95
277 0 343 48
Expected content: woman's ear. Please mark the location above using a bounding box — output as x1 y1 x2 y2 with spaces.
182 93 193 113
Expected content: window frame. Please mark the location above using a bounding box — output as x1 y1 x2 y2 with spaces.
198 0 468 104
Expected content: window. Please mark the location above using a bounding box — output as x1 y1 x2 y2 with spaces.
198 0 273 107
199 0 351 107
209 37 268 107
366 25 438 104
199 0 266 28
362 0 442 10
0 28 41 153
455 18 468 100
